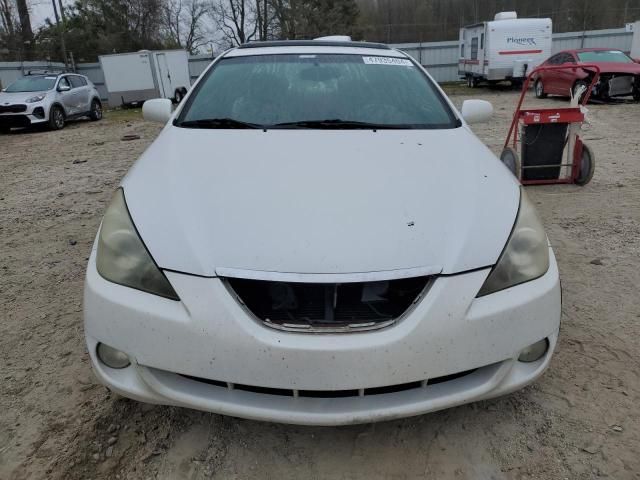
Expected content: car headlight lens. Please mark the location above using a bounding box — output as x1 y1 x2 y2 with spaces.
25 94 46 103
96 189 179 300
477 188 549 297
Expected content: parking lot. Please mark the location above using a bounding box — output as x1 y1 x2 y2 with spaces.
1 88 639 479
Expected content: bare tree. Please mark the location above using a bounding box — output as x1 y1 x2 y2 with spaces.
210 0 259 46
163 0 210 52
255 0 271 39
0 0 17 60
0 0 15 34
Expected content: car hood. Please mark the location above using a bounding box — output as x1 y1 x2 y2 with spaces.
0 90 48 103
582 62 640 74
121 127 520 278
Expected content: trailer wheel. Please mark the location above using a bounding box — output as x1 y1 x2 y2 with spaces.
534 79 547 99
576 143 595 186
466 76 478 88
500 146 520 178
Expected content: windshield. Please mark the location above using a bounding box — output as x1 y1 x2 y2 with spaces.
5 76 57 93
577 50 633 63
177 54 458 129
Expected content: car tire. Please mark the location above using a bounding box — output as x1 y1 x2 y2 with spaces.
572 80 589 103
576 143 595 186
89 99 103 121
500 146 520 178
49 105 65 130
534 79 547 99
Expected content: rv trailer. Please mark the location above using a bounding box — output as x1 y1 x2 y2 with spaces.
459 12 552 87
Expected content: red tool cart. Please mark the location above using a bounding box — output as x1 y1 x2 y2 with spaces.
501 64 601 186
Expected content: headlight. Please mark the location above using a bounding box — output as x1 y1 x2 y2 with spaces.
25 94 46 103
477 188 549 297
96 189 179 300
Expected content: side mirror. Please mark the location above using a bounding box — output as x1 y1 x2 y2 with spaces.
142 98 172 124
461 99 493 124
58 85 70 92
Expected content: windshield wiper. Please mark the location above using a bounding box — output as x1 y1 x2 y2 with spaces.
177 118 263 129
272 119 410 130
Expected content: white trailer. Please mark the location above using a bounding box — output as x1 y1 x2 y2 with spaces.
458 12 552 87
99 50 191 107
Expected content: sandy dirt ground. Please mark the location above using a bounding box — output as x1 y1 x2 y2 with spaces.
1 89 639 480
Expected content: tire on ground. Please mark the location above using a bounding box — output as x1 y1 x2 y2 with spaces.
48 105 65 130
576 143 595 186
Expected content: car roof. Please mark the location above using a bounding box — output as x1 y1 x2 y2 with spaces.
225 40 407 59
238 40 391 50
25 71 87 78
559 47 624 54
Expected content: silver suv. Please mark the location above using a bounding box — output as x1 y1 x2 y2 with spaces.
0 72 102 132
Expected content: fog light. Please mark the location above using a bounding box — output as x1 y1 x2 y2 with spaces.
518 338 549 363
97 343 130 369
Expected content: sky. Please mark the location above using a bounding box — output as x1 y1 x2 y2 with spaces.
29 0 72 29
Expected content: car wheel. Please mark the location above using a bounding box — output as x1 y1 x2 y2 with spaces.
500 146 520 178
534 79 547 99
49 106 65 130
90 100 103 121
576 143 595 186
572 80 589 103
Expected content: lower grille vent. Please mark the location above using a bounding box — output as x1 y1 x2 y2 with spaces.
180 368 477 399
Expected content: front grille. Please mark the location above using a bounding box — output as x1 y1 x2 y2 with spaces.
0 104 27 113
180 368 477 399
225 276 431 333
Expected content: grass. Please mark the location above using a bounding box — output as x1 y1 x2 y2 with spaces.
439 81 471 95
103 107 143 122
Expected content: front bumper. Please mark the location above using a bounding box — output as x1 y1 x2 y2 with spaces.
84 249 561 425
0 104 48 128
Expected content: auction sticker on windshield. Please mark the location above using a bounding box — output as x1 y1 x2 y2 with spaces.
362 57 413 66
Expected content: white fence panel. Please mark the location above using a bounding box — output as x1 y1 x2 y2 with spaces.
188 55 215 84
76 63 107 101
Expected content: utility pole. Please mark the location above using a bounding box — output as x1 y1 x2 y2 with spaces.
51 0 68 68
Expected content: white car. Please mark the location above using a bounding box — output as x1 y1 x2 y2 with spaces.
84 40 561 426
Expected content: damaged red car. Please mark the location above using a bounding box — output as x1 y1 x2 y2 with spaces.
534 48 640 101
